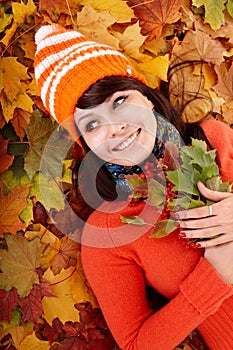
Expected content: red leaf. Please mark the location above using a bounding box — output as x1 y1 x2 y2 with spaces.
19 284 43 323
0 288 19 323
19 281 54 323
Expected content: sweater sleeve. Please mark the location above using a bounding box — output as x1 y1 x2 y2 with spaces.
199 119 233 183
81 243 233 350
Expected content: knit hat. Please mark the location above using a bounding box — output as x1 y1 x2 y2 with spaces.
34 24 147 139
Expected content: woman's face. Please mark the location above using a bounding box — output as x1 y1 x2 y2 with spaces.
74 90 157 166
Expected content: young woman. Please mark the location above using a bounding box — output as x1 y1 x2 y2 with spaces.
34 24 233 350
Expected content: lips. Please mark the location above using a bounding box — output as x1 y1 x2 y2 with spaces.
112 128 141 151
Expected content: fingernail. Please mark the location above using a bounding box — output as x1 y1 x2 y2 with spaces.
172 213 180 219
195 243 202 248
174 221 181 227
178 231 186 238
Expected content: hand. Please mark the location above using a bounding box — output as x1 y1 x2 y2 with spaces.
175 181 233 247
204 241 233 284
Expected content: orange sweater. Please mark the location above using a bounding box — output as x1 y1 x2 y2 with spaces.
81 120 233 350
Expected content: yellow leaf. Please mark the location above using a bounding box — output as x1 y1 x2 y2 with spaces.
42 267 80 324
0 90 15 123
0 57 33 122
76 3 120 48
0 58 28 100
0 6 13 34
113 22 147 61
18 31 37 60
18 332 50 350
4 325 33 349
137 55 169 88
1 0 37 46
79 0 134 23
25 224 61 269
71 252 98 307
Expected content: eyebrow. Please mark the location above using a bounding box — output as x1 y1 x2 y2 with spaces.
76 112 96 125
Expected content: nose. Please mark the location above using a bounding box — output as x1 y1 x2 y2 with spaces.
110 123 126 137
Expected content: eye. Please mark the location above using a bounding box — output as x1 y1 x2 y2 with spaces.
85 120 99 132
113 95 127 109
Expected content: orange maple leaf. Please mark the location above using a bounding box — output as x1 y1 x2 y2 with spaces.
127 0 184 41
0 135 14 174
0 185 29 236
50 236 80 275
11 108 31 141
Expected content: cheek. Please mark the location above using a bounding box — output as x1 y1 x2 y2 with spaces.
83 129 107 152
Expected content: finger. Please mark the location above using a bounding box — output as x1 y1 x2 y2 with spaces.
197 181 232 202
175 205 214 220
180 225 226 239
178 216 220 229
196 234 233 248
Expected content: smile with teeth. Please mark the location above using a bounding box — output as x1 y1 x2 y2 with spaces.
113 129 141 151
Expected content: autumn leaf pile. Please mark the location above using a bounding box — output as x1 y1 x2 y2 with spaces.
0 0 233 349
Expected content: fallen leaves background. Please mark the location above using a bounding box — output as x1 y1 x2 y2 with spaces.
0 0 232 348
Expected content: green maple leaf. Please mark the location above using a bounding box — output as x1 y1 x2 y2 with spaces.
168 195 205 210
147 178 166 207
206 176 232 192
120 215 146 225
25 111 73 180
192 0 225 30
149 219 176 238
166 169 199 196
226 0 233 17
0 235 42 298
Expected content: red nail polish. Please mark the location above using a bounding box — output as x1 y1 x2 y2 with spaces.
195 243 202 248
174 221 180 227
178 232 186 238
172 213 180 219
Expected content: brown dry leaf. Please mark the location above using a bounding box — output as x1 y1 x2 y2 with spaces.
221 100 233 123
195 10 233 45
11 108 31 141
42 267 80 324
0 134 14 174
170 29 225 66
39 0 78 20
76 3 120 48
0 185 29 236
169 63 214 122
213 63 233 102
127 0 184 41
50 236 80 275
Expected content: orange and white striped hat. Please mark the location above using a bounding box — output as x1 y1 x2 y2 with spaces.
34 24 147 138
